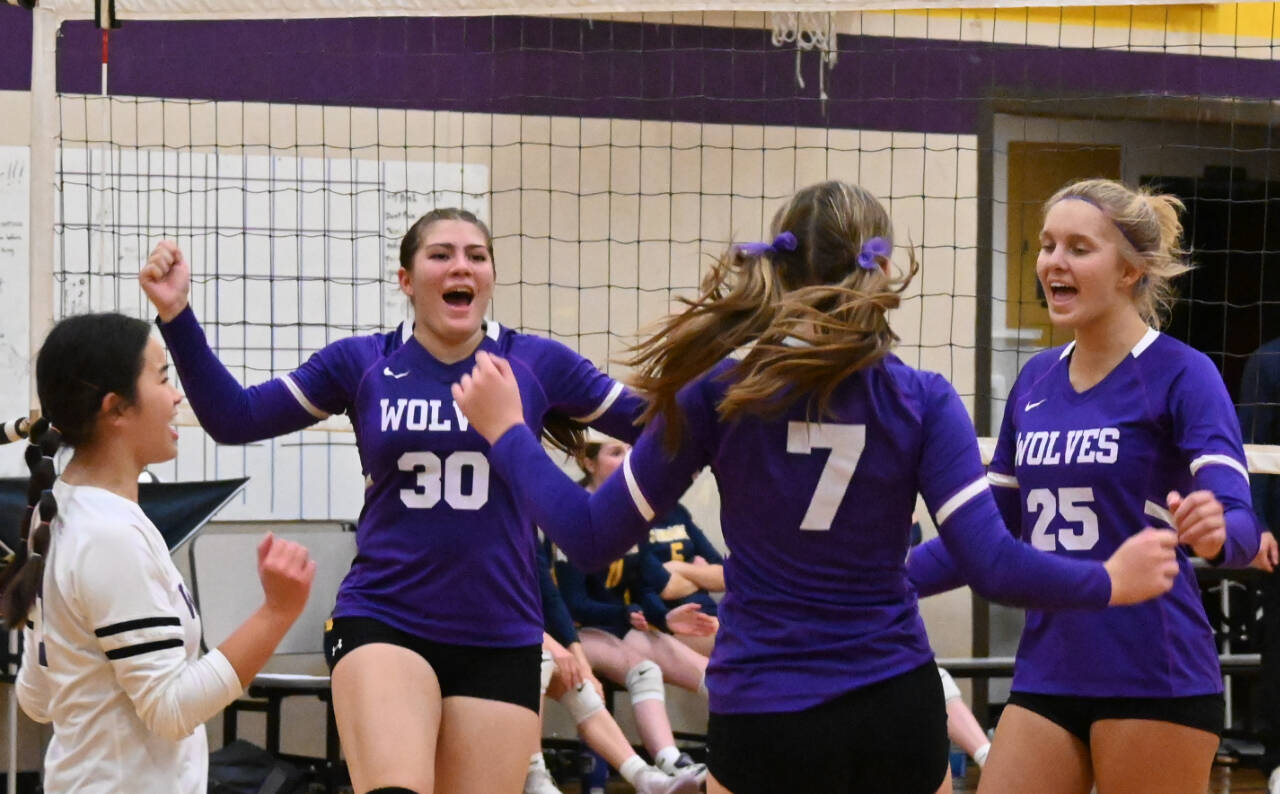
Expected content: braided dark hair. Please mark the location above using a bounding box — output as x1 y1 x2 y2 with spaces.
0 419 60 627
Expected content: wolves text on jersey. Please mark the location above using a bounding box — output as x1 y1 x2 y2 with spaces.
380 398 471 433
1015 427 1119 467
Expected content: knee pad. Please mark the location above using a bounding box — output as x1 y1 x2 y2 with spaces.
938 666 961 703
625 659 665 705
539 649 555 694
557 681 605 724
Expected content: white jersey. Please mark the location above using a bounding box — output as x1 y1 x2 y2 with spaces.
16 480 242 793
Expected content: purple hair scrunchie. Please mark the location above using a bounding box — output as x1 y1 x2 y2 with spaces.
857 237 891 270
737 231 798 258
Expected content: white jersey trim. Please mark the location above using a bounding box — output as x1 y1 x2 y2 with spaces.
485 320 502 341
280 374 330 420
1144 499 1174 527
1190 453 1250 484
1130 327 1160 358
622 450 655 521
1058 341 1076 360
936 476 988 525
572 381 624 423
986 471 1018 489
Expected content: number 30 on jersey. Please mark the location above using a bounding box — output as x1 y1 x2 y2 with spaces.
397 451 490 510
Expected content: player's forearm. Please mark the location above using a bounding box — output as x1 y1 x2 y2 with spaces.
657 567 696 599
665 562 723 592
906 538 968 598
217 604 299 689
114 649 243 742
490 424 650 570
1197 465 1263 568
939 494 1111 609
157 306 316 444
1214 504 1264 568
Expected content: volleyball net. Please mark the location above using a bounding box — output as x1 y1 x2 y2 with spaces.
3 0 1278 520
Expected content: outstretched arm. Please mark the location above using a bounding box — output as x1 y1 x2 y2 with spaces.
142 241 342 444
454 352 712 571
83 527 314 742
917 376 1178 609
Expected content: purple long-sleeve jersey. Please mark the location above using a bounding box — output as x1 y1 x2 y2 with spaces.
911 328 1260 697
486 354 1114 714
160 307 642 647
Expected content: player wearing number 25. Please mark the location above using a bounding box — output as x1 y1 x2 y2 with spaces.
451 181 1181 794
140 209 646 794
910 179 1263 794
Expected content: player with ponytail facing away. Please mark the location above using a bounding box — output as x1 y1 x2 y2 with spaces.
141 209 646 794
453 180 1181 794
908 178 1263 794
7 313 315 794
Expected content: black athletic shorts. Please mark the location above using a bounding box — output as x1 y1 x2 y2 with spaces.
1006 690 1225 743
323 616 542 713
706 660 949 794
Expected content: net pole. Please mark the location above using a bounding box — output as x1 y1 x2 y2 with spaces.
28 7 58 419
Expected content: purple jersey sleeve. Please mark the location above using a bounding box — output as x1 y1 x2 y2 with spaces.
987 376 1025 535
905 538 964 597
517 337 645 444
910 365 1037 598
915 375 1112 609
489 374 717 572
158 307 319 443
1170 351 1262 567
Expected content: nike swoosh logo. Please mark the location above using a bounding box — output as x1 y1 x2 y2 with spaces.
1024 399 1046 412
383 366 409 379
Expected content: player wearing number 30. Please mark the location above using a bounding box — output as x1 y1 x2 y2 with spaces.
140 209 645 794
909 179 1263 794
451 181 1181 794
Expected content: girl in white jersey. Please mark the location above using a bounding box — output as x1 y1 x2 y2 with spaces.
4 313 315 793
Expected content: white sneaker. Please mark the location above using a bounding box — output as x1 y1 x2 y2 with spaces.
633 765 702 794
523 766 563 794
1268 765 1280 794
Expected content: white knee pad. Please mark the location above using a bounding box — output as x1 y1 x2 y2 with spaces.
557 682 605 724
938 666 961 703
625 659 665 705
539 650 555 694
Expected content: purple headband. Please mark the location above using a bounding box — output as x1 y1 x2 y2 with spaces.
737 231 798 258
1056 194 1142 251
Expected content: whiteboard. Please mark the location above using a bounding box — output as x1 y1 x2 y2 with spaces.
0 146 29 478
46 149 489 521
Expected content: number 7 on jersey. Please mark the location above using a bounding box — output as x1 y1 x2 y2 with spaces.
786 422 866 531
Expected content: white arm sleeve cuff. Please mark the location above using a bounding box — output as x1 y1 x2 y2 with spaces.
125 648 244 743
